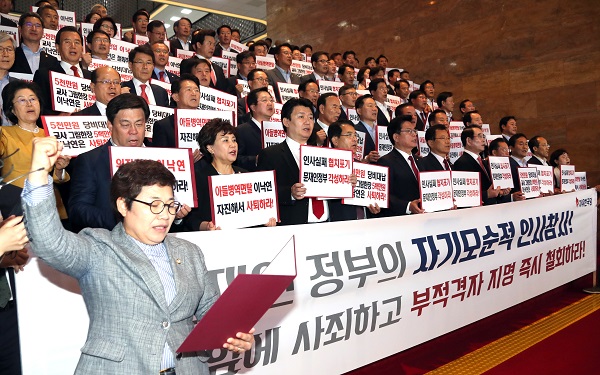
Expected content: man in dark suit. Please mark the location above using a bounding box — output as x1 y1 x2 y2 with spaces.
308 92 340 147
265 43 301 102
488 137 524 203
418 124 452 172
369 78 390 126
192 29 230 93
121 44 170 107
354 94 380 163
507 133 529 201
227 50 255 97
300 51 329 84
237 68 269 124
236 87 275 171
71 66 121 116
33 26 92 116
213 24 235 58
150 41 179 84
10 13 58 76
409 90 429 131
152 74 200 149
377 115 424 216
168 17 192 56
453 125 507 205
338 84 357 122
257 98 330 225
528 135 550 166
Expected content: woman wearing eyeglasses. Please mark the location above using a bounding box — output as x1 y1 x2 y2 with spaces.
0 81 71 223
186 118 276 231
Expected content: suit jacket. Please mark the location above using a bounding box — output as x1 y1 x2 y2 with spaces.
328 199 368 222
151 69 180 85
33 61 91 115
235 120 263 172
308 120 329 147
377 149 420 216
227 74 246 97
0 16 16 27
169 39 190 57
10 45 59 75
257 140 309 225
415 114 427 131
265 68 302 102
24 193 219 375
300 72 320 84
151 114 176 148
417 152 451 172
213 44 237 58
208 60 230 93
121 80 170 107
453 152 496 205
509 157 522 194
71 102 102 116
354 121 376 158
527 155 546 166
376 106 390 126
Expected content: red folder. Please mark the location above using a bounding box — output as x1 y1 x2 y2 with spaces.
177 236 297 353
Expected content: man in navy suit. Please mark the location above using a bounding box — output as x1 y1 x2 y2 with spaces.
300 51 330 84
150 41 179 84
192 29 230 93
257 98 330 225
33 26 92 116
418 124 452 172
409 90 429 131
369 78 390 126
121 44 170 107
71 66 121 116
377 115 424 216
236 87 275 171
168 17 192 56
354 94 381 163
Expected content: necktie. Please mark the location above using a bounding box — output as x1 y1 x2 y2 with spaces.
408 155 420 180
209 63 217 86
0 270 11 308
420 112 427 125
159 71 166 82
443 158 451 171
311 198 324 219
70 65 80 78
140 84 149 104
477 156 490 180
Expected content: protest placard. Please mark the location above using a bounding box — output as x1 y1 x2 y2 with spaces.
517 167 541 199
342 162 389 208
419 171 454 212
535 166 554 194
451 171 482 207
376 126 393 157
276 82 299 104
49 71 94 113
488 156 514 189
299 145 354 198
560 165 576 191
262 121 287 148
175 109 234 150
42 116 109 156
574 172 587 191
146 105 175 138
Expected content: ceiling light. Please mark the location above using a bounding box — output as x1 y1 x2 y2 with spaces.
181 9 192 14
170 16 181 22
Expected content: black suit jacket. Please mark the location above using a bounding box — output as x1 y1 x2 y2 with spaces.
226 74 247 97
0 16 16 27
71 102 101 116
453 152 497 205
509 157 522 194
354 121 376 159
235 120 263 172
169 39 190 57
207 59 231 93
151 69 180 84
415 114 426 131
377 149 420 216
121 80 170 107
417 152 451 172
329 200 369 222
527 156 545 166
300 72 319 84
10 46 59 75
152 115 176 148
33 62 92 115
257 140 309 225
213 44 237 58
308 120 329 147
376 106 390 126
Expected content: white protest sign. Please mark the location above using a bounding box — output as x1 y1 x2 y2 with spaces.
488 156 514 189
0 13 18 24
376 126 393 157
290 60 313 76
276 82 299 104
342 162 389 208
175 109 234 150
574 172 587 191
299 145 354 198
451 171 482 207
487 134 503 145
356 89 370 97
212 55 230 77
417 131 430 157
41 29 59 60
79 22 94 40
229 40 248 53
237 79 250 97
517 167 541 199
269 102 283 122
318 80 344 95
177 49 195 59
385 94 402 114
347 108 360 124
419 171 454 212
109 146 197 207
8 72 33 82
0 25 18 46
198 86 237 121
262 121 286 148
256 55 276 70
166 56 182 76
355 130 366 160
108 38 137 64
209 171 279 229
133 34 149 46
221 50 238 77
49 72 94 113
448 121 464 139
146 105 175 138
87 59 133 81
536 166 554 194
42 116 109 156
481 124 491 138
32 6 76 29
560 165 575 192
448 137 463 164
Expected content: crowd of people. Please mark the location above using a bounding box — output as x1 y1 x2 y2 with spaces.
0 2 598 374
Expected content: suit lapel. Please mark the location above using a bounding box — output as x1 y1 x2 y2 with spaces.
280 140 299 174
164 236 188 313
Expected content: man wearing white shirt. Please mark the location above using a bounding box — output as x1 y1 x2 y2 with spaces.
369 78 390 126
257 98 330 225
528 135 550 166
418 124 452 171
500 115 518 141
409 90 429 131
437 91 454 122
121 44 169 107
236 87 275 171
300 51 330 83
169 17 191 56
310 93 341 147
355 95 380 163
72 66 121 116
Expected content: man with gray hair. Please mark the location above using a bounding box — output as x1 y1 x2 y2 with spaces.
0 32 17 124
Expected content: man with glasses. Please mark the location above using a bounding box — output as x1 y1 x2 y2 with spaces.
81 29 111 70
528 135 550 166
0 32 17 125
150 41 179 84
300 51 330 83
418 124 452 171
454 125 507 205
238 68 268 123
377 115 424 216
236 87 275 171
122 44 169 107
337 84 357 121
147 20 167 45
228 50 256 97
71 66 121 116
69 94 190 232
11 12 58 75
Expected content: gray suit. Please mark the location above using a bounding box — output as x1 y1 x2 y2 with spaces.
24 194 219 374
265 67 301 102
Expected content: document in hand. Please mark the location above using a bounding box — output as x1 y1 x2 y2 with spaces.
177 236 297 353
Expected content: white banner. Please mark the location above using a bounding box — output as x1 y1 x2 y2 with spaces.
355 130 365 160
574 172 587 191
560 165 576 192
49 71 94 112
299 145 354 198
347 108 360 124
230 40 248 54
87 59 133 81
147 105 175 138
385 94 401 114
175 109 234 150
42 115 109 156
290 60 313 76
256 55 276 70
109 146 197 207
342 162 389 208
212 56 230 77
536 166 554 194
317 80 344 95
17 190 597 375
417 130 429 157
199 86 237 121
166 56 182 77
221 50 238 77
41 29 59 60
209 171 279 229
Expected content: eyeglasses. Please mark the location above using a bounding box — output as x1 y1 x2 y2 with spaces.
0 46 14 54
133 60 154 66
13 97 39 106
340 132 357 139
96 79 121 85
341 92 358 97
153 49 169 55
24 22 43 29
398 129 418 135
434 136 450 141
100 24 114 31
131 198 181 215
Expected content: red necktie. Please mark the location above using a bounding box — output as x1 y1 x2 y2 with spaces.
140 84 149 104
71 65 80 78
408 155 419 180
159 71 166 82
311 198 324 219
209 62 217 85
443 158 451 171
477 156 490 180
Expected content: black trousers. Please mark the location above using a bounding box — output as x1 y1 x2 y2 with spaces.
0 269 21 375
